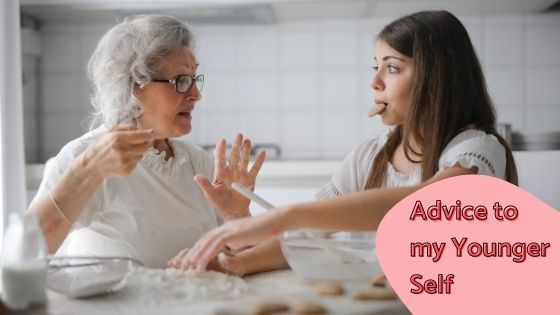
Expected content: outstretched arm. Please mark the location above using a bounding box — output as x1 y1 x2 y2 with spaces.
168 239 288 276
173 165 476 272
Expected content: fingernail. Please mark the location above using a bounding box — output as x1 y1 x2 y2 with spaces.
148 129 154 133
195 263 205 274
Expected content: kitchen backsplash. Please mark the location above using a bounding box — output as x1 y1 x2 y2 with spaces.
22 13 560 162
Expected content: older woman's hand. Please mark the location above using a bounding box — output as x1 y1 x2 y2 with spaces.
169 208 288 272
168 248 246 276
81 124 154 179
194 133 266 220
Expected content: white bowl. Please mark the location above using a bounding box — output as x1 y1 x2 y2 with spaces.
279 230 379 282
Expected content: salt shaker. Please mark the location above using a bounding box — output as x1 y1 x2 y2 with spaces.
1 213 48 310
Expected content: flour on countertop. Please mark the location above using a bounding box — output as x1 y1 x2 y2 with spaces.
124 267 250 306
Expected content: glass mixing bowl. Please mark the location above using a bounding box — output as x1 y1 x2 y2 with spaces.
280 230 379 282
47 256 142 298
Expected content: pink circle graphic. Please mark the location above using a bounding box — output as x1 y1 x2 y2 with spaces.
377 175 560 314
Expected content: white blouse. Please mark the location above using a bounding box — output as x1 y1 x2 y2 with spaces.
31 126 221 268
316 129 507 198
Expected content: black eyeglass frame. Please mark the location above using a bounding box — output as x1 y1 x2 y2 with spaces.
151 74 204 94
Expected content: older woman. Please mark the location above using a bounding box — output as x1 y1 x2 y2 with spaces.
27 14 265 268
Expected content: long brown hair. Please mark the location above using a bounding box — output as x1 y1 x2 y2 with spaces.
365 10 517 188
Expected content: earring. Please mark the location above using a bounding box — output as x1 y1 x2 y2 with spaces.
132 104 143 118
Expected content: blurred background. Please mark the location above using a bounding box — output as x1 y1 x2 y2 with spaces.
13 0 560 210
19 0 560 162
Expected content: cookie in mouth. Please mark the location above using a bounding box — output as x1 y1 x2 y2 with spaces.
368 103 387 117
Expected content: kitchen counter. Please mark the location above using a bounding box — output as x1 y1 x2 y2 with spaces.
26 150 560 210
25 160 340 189
34 270 409 315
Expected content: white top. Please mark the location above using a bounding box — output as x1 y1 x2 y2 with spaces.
316 129 506 198
31 126 221 268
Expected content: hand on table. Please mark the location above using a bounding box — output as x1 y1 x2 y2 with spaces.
168 248 246 277
168 209 288 273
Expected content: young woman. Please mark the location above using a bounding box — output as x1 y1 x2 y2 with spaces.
168 10 518 274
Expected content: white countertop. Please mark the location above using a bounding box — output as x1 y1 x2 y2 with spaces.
26 150 560 209
25 160 340 180
39 270 409 315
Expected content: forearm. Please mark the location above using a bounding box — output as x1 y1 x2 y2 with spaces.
282 186 419 232
279 166 475 232
237 239 288 276
27 153 104 253
221 208 251 221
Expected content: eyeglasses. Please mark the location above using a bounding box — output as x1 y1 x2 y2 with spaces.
151 74 204 94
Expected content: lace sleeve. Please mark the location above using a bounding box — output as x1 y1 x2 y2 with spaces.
438 130 507 179
316 181 343 199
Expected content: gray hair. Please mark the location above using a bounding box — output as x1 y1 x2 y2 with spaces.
87 14 194 127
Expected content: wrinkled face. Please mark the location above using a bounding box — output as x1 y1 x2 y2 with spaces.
371 40 414 126
135 46 201 139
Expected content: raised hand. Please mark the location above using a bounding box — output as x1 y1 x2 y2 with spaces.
194 133 266 220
